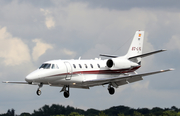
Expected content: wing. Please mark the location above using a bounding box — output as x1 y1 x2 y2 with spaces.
83 68 174 87
2 81 41 85
2 81 29 84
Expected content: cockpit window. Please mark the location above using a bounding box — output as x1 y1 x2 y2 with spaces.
39 64 45 69
51 64 55 69
39 63 59 69
45 64 51 69
39 63 51 69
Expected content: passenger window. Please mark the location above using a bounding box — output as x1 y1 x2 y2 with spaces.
97 64 100 68
90 64 93 68
73 64 76 68
85 64 88 68
79 64 82 68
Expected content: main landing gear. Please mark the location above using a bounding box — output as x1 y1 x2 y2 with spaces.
61 85 70 98
108 84 115 95
35 83 114 97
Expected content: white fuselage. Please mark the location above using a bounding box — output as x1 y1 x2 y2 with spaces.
25 58 140 88
3 31 173 98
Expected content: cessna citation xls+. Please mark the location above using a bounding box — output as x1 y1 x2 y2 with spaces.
3 31 173 98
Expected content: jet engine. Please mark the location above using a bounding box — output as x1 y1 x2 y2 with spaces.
106 59 114 68
106 58 138 69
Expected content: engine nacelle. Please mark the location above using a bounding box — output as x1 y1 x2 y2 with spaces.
106 59 114 68
106 58 138 69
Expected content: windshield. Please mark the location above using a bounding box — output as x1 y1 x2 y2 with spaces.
39 63 51 69
39 63 59 69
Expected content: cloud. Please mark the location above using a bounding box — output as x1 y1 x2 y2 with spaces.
0 0 180 114
62 48 76 56
131 81 149 91
165 35 180 51
82 44 111 58
0 26 31 66
32 39 53 61
74 0 180 10
40 8 55 29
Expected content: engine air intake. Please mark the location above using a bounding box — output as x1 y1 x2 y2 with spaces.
107 59 113 68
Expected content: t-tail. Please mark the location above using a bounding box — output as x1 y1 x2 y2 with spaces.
125 31 144 64
125 31 166 65
100 30 166 66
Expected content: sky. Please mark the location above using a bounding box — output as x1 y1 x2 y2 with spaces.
0 0 180 114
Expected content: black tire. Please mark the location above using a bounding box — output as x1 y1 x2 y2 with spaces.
108 87 115 95
64 91 69 98
36 89 41 96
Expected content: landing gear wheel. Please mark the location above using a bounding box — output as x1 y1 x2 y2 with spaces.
108 87 115 95
36 89 41 96
64 91 69 98
36 83 43 96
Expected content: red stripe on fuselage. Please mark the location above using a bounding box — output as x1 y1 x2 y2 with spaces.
73 65 140 75
46 66 141 78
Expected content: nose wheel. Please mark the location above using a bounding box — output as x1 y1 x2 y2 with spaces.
36 83 43 96
36 89 41 96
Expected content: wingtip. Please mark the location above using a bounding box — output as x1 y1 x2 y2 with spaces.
169 68 175 71
160 68 174 72
161 49 167 51
2 81 8 83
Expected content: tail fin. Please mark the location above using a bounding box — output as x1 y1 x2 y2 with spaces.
125 31 144 64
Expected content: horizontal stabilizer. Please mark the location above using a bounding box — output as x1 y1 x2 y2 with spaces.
128 49 166 60
99 54 118 58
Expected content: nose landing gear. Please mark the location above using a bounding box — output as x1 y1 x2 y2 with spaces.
36 89 41 96
36 83 43 96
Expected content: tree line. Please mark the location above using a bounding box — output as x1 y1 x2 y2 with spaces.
1 104 180 116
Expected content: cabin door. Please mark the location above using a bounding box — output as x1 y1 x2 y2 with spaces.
64 62 72 80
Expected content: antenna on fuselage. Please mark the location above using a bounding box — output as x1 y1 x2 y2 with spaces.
78 57 81 60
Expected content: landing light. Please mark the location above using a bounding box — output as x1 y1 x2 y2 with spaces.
73 83 76 85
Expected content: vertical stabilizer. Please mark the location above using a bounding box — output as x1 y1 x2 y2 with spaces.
125 31 144 64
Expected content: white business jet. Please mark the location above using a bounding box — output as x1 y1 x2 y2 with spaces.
3 31 173 98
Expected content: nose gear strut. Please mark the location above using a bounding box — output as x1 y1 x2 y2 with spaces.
36 83 43 96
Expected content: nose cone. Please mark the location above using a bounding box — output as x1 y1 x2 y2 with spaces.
25 73 33 82
25 70 40 82
25 73 34 83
